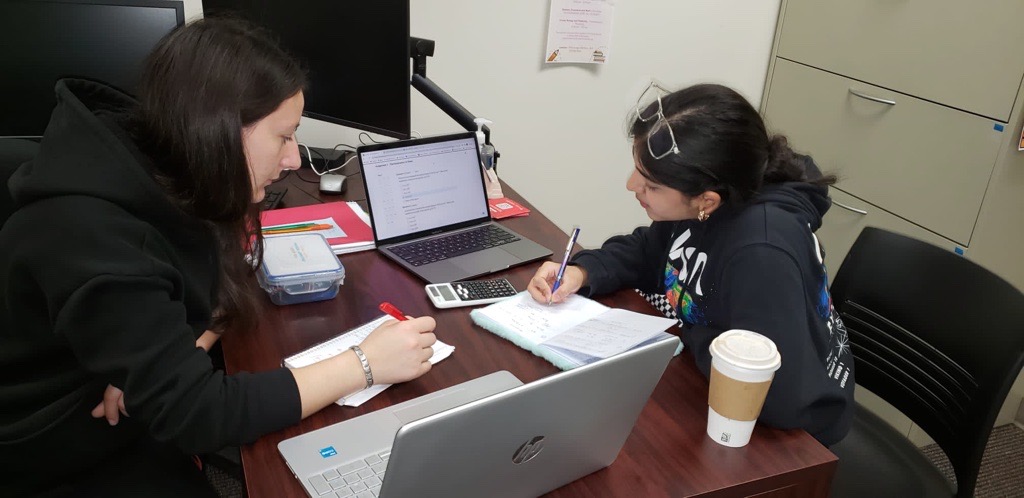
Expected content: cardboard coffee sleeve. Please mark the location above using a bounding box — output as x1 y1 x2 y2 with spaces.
708 366 773 422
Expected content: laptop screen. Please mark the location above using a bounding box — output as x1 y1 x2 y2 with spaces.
359 134 490 243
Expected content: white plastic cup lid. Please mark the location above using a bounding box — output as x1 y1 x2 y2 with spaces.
709 329 781 372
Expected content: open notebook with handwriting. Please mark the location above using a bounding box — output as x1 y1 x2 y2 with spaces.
470 292 681 370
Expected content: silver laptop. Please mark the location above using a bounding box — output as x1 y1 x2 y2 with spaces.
356 132 552 284
279 336 681 498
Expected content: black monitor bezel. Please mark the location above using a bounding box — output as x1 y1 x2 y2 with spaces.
202 0 412 140
0 0 185 138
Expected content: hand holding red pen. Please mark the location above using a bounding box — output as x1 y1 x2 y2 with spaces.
379 302 409 321
356 302 437 385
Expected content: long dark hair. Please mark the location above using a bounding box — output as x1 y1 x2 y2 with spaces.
629 83 834 204
133 17 306 334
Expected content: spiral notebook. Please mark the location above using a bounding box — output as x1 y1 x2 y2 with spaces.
469 292 681 370
282 315 455 407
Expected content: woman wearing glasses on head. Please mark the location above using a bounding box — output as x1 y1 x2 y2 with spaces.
527 82 855 446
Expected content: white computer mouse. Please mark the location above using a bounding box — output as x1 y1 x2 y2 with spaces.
319 173 347 194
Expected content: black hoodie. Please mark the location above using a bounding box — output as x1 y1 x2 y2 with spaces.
0 80 300 467
571 170 854 446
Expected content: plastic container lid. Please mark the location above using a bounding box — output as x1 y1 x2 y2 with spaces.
259 233 345 296
709 329 781 372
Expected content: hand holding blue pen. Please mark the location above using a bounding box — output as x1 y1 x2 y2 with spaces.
549 227 581 304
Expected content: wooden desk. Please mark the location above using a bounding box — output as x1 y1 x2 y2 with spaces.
223 169 837 497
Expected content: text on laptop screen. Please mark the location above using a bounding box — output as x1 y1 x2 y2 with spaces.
361 137 489 241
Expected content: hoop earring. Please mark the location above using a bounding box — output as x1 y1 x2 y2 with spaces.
697 209 709 222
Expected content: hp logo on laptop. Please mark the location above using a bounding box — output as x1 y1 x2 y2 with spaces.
512 436 545 464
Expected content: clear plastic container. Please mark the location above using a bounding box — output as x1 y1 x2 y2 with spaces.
257 233 345 306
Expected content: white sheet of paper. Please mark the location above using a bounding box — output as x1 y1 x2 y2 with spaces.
281 316 391 369
544 0 615 64
542 308 676 359
348 202 370 225
475 292 609 344
282 315 454 407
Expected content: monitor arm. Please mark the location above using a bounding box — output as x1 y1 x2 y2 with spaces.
409 36 499 168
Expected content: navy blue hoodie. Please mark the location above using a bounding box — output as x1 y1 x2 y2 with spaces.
0 80 301 481
571 170 854 446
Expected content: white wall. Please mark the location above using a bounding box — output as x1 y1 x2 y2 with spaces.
187 1 781 247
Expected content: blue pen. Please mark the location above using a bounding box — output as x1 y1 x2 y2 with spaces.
549 227 581 304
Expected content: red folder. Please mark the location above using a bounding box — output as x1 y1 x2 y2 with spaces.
488 197 531 219
261 202 374 254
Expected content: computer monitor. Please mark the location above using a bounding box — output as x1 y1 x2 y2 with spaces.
202 0 411 139
0 0 185 138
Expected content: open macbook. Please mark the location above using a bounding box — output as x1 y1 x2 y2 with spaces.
278 335 681 498
356 132 551 283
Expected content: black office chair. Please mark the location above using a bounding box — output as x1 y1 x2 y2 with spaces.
0 138 39 227
828 227 1024 498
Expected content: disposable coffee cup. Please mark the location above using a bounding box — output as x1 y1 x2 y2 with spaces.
706 330 782 447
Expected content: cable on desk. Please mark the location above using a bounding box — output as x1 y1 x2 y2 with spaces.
356 131 420 146
298 142 357 176
357 132 382 145
292 131 421 185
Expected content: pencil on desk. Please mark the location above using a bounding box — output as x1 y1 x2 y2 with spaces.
263 222 317 231
262 223 334 235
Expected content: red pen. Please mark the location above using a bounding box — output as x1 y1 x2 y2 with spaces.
379 302 409 321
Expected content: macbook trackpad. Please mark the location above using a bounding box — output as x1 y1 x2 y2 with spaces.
454 250 517 275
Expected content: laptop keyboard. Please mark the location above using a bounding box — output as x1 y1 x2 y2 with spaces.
262 187 286 210
307 449 390 497
389 225 520 267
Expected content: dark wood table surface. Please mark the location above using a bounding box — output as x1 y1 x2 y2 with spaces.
222 167 837 497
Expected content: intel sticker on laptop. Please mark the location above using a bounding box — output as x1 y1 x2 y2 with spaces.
319 446 337 458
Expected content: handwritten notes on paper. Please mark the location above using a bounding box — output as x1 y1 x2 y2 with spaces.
475 293 676 363
544 308 679 358
476 293 609 344
283 315 455 407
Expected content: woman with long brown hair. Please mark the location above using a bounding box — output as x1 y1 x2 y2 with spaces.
0 18 435 496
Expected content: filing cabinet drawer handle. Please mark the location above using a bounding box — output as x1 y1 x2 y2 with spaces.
848 89 896 106
834 200 868 215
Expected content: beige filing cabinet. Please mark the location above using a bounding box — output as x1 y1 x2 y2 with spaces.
760 0 1024 442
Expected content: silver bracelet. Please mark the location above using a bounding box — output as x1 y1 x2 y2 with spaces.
349 345 373 389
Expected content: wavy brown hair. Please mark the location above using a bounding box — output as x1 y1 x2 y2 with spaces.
133 17 306 334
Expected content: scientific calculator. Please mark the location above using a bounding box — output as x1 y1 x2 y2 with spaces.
425 278 518 308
